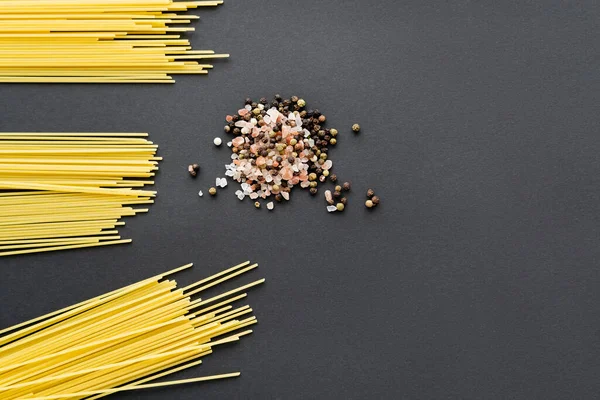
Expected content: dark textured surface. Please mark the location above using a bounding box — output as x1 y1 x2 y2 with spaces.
1 1 600 399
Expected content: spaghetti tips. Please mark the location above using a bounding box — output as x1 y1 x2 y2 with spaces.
0 1 228 83
0 132 159 256
0 261 264 399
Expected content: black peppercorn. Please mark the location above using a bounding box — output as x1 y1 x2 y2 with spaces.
275 94 282 101
232 115 239 122
245 98 252 105
367 188 375 198
261 150 268 157
316 168 323 175
330 174 337 182
251 102 258 108
371 195 380 205
260 97 268 104
287 156 294 163
333 190 341 198
313 109 321 117
291 95 299 103
340 197 347 205
342 182 351 191
275 194 283 202
309 187 318 195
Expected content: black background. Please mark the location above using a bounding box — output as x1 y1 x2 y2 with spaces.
1 1 599 399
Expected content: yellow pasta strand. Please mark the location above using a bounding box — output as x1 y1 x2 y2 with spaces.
0 132 159 256
0 1 226 83
0 262 263 399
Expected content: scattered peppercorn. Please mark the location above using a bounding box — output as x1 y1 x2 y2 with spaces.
188 164 200 177
367 188 375 198
254 201 261 208
371 195 380 205
335 185 342 193
209 187 217 196
342 182 351 191
333 190 341 199
352 124 361 132
310 187 318 195
330 174 337 182
330 128 338 137
336 203 345 211
297 99 306 107
365 199 374 208
319 175 326 183
340 197 347 205
330 138 337 145
323 170 330 177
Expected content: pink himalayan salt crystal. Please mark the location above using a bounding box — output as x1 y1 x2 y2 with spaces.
300 181 310 188
290 176 300 185
281 191 290 201
226 115 233 122
323 160 333 170
256 156 266 168
325 190 333 202
238 108 249 116
281 166 293 180
232 137 245 147
299 171 308 181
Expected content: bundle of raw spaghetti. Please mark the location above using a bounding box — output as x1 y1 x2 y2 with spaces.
0 132 159 256
0 0 227 83
0 261 264 399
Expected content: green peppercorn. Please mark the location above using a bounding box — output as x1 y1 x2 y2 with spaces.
291 95 299 103
318 115 326 123
340 197 347 205
365 200 374 208
333 190 341 199
323 170 330 177
335 185 342 193
308 173 317 181
290 138 297 146
367 188 375 198
330 174 337 182
272 184 280 192
352 123 361 132
330 128 338 137
320 153 327 160
309 181 318 188
209 187 217 196
253 108 261 116
336 203 345 211
297 99 306 108
371 195 380 205
309 187 318 196
329 138 337 145
342 182 351 191
254 201 261 208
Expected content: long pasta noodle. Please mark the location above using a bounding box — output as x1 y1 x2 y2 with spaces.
0 0 227 83
0 261 264 399
0 132 159 256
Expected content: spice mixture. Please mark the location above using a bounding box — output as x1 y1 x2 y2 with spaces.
220 95 339 206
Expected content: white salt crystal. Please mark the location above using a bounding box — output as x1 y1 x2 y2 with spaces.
198 190 203 197
267 202 274 210
227 141 232 147
258 104 264 110
213 137 222 146
327 205 337 212
250 118 257 125
245 105 252 111
282 192 290 201
237 192 245 201
249 192 259 200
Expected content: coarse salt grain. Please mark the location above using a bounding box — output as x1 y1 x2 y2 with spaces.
198 190 203 197
214 137 222 146
327 205 337 212
267 202 274 210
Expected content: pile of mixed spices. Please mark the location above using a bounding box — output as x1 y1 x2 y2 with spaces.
219 95 339 208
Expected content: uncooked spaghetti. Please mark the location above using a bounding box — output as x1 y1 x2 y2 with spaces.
0 132 159 256
0 1 227 83
0 261 264 399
